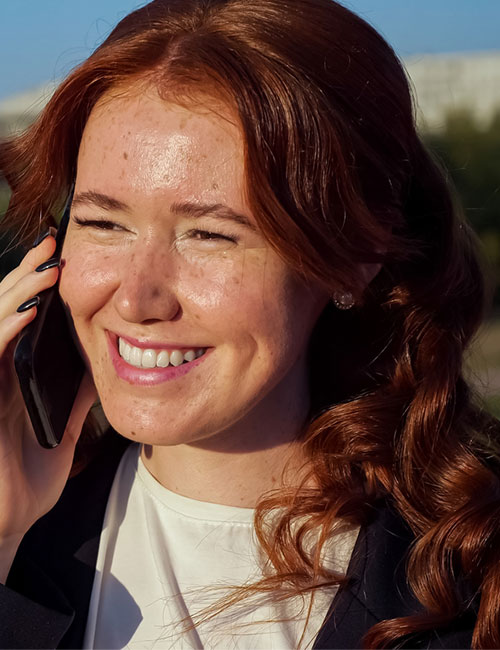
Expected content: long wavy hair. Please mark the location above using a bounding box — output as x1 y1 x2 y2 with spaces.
1 0 500 646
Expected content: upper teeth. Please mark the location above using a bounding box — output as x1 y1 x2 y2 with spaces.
118 337 205 368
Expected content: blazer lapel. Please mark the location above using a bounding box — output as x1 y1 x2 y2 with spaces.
313 500 418 649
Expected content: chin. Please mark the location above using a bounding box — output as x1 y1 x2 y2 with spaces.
100 404 211 447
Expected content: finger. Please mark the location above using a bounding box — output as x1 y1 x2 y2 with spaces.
0 308 38 359
0 236 57 296
0 265 60 324
31 227 57 249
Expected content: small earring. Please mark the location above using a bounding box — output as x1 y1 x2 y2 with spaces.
332 291 355 310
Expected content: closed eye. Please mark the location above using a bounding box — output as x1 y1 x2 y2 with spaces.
186 229 238 243
73 216 124 231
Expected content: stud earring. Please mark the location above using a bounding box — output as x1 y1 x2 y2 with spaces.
332 291 355 310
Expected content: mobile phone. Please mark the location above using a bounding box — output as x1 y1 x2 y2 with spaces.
14 187 85 449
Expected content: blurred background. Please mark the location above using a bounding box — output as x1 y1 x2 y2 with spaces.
0 0 499 415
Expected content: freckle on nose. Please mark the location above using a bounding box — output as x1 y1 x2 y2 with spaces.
123 152 128 160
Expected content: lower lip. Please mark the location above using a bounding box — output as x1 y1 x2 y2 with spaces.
107 335 211 386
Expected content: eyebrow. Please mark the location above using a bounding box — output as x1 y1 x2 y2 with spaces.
72 191 130 213
72 191 255 230
170 201 256 230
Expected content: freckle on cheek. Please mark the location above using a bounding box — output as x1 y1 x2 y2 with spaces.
123 152 128 160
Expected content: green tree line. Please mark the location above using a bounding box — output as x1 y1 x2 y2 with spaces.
424 110 500 310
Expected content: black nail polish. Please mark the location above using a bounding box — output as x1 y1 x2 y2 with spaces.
35 258 60 273
32 229 50 248
17 296 40 313
31 227 57 248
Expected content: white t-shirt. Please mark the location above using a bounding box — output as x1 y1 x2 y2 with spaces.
83 444 358 649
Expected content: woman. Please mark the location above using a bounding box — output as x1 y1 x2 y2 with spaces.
0 0 499 648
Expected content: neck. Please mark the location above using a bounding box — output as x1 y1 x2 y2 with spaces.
140 370 311 507
140 438 306 507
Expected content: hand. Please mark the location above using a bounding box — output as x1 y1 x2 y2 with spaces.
0 231 96 581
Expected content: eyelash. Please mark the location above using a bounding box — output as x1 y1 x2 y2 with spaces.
73 217 239 243
73 216 121 231
185 229 238 243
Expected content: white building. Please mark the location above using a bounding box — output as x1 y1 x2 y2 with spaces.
0 82 57 137
405 51 500 131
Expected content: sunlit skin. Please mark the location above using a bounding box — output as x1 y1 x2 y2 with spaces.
59 84 328 505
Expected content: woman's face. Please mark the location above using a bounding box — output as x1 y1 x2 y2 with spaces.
60 85 328 450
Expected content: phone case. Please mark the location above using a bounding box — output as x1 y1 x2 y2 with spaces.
14 187 85 448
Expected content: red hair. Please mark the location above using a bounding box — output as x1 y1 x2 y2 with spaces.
1 0 499 646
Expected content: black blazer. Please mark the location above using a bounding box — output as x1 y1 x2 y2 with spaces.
1 433 475 649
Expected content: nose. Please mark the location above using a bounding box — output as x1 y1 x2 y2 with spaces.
112 243 181 324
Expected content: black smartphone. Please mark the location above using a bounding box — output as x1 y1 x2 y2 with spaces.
14 188 86 449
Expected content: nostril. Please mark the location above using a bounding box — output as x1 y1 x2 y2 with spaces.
140 318 168 326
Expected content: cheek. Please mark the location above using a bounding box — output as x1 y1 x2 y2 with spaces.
258 272 326 359
186 250 310 353
59 247 117 323
179 249 276 331
174 249 258 314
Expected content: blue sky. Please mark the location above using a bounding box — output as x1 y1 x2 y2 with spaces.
1 0 499 100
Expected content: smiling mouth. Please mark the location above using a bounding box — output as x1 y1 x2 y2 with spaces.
118 337 207 369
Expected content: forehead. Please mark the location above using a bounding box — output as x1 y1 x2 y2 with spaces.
77 84 246 206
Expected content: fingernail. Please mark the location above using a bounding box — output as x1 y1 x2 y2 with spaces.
32 227 57 248
17 296 40 313
35 258 60 273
